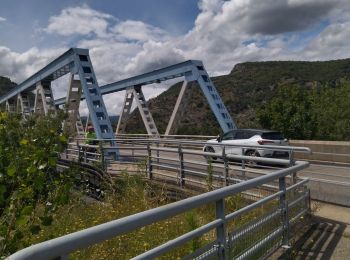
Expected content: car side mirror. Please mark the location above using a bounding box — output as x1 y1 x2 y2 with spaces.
216 135 222 142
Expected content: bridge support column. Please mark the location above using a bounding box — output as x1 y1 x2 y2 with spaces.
17 93 31 118
34 81 56 115
5 98 16 113
63 74 84 137
165 80 191 136
116 85 160 137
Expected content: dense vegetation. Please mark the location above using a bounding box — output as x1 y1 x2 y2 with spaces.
124 59 350 140
0 76 16 97
0 112 265 259
0 112 72 255
22 172 272 259
258 81 350 140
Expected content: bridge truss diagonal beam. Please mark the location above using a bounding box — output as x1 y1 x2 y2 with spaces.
55 59 237 133
0 48 118 157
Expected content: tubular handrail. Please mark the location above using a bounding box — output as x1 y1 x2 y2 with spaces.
75 138 312 154
9 160 309 260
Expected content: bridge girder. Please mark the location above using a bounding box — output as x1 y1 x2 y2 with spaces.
55 59 237 135
0 48 118 158
0 48 236 148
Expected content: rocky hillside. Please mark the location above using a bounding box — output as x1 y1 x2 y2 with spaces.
124 59 350 135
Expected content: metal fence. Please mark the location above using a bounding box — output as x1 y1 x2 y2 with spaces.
67 138 310 191
8 138 311 260
69 137 350 206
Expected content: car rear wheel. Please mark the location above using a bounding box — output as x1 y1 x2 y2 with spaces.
204 146 217 162
245 150 260 166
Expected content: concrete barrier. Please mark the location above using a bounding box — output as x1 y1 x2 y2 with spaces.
290 140 350 164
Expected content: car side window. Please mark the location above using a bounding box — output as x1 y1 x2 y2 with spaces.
222 131 235 140
235 131 245 140
244 131 257 139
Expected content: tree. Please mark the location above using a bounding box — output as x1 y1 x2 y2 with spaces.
257 81 350 141
257 84 317 139
0 112 73 255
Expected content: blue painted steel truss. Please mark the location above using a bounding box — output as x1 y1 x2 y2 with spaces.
0 48 117 144
55 59 237 133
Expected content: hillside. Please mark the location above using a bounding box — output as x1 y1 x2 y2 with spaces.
0 76 16 97
124 59 350 136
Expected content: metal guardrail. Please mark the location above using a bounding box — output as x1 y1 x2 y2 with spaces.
8 159 310 260
64 138 311 192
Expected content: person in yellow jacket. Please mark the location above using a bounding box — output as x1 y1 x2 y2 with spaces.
85 125 97 145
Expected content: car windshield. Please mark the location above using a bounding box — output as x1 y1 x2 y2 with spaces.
261 132 285 140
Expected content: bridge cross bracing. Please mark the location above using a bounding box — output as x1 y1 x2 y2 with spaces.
0 48 237 155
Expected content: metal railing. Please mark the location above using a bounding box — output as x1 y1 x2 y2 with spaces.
8 138 311 259
65 138 311 193
8 159 310 260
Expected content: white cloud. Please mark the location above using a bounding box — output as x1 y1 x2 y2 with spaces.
0 46 65 83
0 17 6 22
111 20 170 42
45 4 113 37
2 0 350 116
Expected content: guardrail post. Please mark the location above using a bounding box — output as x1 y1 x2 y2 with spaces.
222 146 228 186
288 149 294 166
215 199 226 259
77 140 82 162
241 148 246 181
178 144 185 187
83 149 87 163
147 143 152 179
289 149 297 186
99 141 105 171
156 140 160 164
279 176 290 250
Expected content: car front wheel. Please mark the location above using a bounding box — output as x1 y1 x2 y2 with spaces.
204 146 217 162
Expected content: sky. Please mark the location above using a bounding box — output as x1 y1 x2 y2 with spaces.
1 0 350 115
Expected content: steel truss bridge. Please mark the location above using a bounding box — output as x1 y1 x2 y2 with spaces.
1 47 349 259
0 48 236 159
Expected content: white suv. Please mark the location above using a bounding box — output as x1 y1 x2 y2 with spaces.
203 129 289 160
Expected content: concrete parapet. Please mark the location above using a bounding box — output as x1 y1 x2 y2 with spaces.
290 140 350 164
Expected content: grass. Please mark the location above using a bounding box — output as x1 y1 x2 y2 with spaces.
20 172 288 259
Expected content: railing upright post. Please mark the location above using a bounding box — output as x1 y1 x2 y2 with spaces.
288 149 294 166
222 146 228 186
77 140 81 162
279 176 290 249
215 199 226 259
83 149 87 163
289 149 297 186
241 148 246 181
147 143 152 179
178 144 185 187
156 140 160 164
99 141 105 171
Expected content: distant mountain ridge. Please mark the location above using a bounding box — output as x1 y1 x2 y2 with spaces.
123 58 350 135
2 58 350 136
